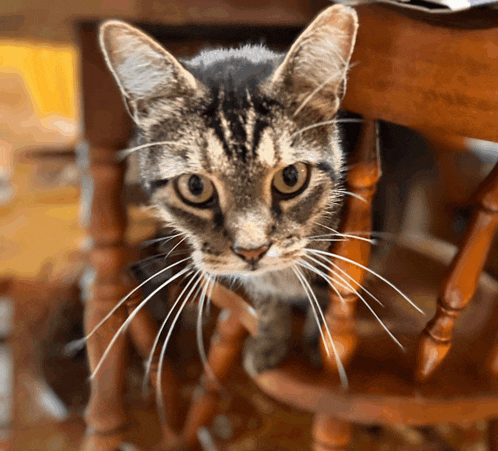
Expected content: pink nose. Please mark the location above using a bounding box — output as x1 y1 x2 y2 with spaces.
232 245 270 262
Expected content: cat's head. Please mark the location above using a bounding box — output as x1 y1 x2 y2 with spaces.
99 5 358 277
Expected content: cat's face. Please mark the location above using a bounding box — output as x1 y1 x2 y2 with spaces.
100 5 358 277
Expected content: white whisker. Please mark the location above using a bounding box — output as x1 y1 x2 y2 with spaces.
307 233 346 241
299 258 351 294
291 266 329 356
155 269 203 423
142 232 185 247
133 252 168 266
81 256 191 350
292 72 342 118
292 266 348 389
118 141 192 159
310 238 372 244
164 236 188 260
336 189 367 203
90 264 192 380
300 258 404 350
197 276 220 387
304 253 383 307
291 118 363 139
142 269 200 396
307 249 425 315
313 222 375 244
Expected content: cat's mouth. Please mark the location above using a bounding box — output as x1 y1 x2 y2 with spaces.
196 249 301 276
244 260 261 272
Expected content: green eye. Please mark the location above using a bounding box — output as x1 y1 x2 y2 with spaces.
177 174 214 205
273 163 308 195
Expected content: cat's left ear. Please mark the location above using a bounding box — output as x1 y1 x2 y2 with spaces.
269 5 358 119
99 20 201 121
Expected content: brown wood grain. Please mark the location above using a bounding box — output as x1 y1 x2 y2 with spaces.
343 4 498 142
321 120 380 374
416 163 498 381
75 3 498 449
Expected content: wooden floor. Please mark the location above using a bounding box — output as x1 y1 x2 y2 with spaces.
4 153 492 450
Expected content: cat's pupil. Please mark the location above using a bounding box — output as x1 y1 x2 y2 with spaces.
282 165 299 187
189 175 204 196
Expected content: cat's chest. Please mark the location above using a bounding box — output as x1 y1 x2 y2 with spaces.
238 269 307 303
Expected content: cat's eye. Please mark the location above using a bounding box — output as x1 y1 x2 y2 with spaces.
272 163 309 196
176 174 215 205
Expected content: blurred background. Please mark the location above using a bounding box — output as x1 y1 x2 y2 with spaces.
2 1 498 450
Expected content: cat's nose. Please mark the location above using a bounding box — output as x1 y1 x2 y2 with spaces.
232 244 271 263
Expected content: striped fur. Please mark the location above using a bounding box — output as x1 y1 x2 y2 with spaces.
100 5 358 373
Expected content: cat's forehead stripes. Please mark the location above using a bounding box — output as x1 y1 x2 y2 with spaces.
204 85 277 164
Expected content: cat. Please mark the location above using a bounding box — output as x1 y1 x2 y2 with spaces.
98 4 359 376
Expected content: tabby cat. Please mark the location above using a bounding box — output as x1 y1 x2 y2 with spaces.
99 5 359 376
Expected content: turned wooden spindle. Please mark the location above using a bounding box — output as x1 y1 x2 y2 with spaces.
416 162 498 381
125 285 181 437
312 414 352 451
180 284 252 448
321 119 380 373
78 22 134 451
80 146 131 451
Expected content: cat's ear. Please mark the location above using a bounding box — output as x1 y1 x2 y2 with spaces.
269 5 358 119
99 20 200 121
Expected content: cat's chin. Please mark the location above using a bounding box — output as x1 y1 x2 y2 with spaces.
235 267 308 302
199 259 299 278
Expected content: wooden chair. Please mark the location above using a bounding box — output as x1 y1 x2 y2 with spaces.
75 12 310 451
76 3 498 450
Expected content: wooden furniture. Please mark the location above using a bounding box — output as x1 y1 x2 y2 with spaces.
75 11 311 451
75 3 498 450
176 120 498 450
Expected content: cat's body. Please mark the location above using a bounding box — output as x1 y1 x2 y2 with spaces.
100 5 359 374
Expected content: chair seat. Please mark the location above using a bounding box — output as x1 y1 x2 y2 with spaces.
255 236 498 426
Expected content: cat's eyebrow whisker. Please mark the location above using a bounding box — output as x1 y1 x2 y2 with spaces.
291 118 363 139
118 141 193 160
300 258 404 351
292 266 349 389
305 252 383 308
142 269 200 396
336 189 367 203
307 248 425 315
90 264 192 380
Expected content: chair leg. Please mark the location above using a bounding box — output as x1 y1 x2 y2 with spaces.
322 120 380 374
312 414 352 451
416 162 498 381
489 419 498 451
125 285 181 441
79 143 130 450
180 308 248 449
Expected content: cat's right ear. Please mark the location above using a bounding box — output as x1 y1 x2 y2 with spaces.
99 20 200 122
269 5 358 120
